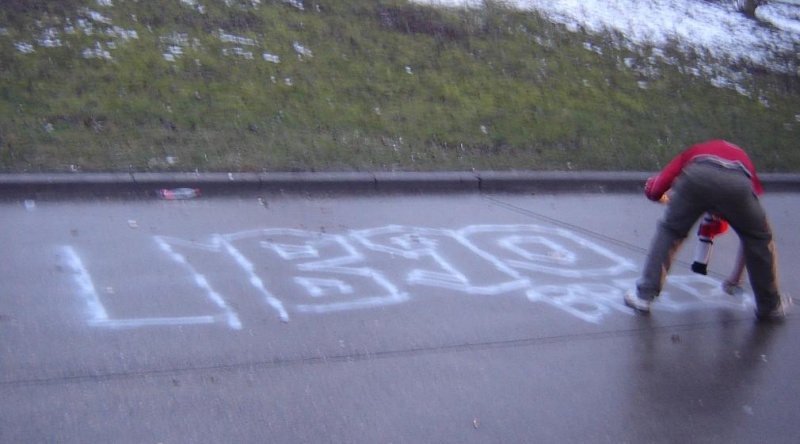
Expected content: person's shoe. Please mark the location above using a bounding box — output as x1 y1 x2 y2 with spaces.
755 294 793 322
624 290 652 314
691 261 708 275
722 280 743 296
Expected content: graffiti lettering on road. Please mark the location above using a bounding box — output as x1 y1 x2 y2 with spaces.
59 245 242 329
58 224 753 329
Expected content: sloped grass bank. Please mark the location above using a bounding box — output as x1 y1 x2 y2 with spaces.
1 0 798 173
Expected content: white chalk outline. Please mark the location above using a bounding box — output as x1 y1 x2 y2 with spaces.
351 225 531 296
459 224 637 278
231 228 408 313
60 244 240 329
217 235 290 322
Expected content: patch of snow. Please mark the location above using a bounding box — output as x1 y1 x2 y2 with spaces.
15 42 35 53
412 0 800 74
83 9 112 25
284 0 304 10
293 41 313 57
759 3 800 33
82 42 113 60
218 30 257 46
223 47 254 59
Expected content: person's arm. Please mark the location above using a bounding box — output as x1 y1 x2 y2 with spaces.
644 152 687 201
722 245 747 296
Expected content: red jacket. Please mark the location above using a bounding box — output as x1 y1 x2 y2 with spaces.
644 140 764 201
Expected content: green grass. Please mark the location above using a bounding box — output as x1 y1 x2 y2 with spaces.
1 0 799 173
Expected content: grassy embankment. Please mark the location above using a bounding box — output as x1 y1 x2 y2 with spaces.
1 0 798 173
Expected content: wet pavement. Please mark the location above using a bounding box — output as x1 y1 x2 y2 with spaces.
1 188 798 443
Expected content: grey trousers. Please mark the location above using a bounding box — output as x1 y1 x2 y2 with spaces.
637 162 781 312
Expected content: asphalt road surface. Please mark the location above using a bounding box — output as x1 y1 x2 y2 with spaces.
1 190 798 443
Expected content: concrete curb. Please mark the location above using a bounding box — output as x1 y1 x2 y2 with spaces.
1 171 799 198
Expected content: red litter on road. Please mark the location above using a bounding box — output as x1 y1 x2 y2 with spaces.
158 188 201 200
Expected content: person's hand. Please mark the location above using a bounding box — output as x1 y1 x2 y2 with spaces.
645 175 663 202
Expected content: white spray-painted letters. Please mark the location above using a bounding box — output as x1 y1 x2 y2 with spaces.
59 224 753 329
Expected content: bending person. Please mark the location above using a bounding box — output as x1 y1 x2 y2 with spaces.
624 139 790 322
